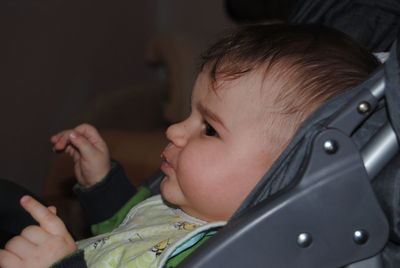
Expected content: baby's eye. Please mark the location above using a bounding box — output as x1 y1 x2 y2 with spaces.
204 121 218 137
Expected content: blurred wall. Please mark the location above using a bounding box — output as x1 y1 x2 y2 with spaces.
156 0 232 35
0 0 232 194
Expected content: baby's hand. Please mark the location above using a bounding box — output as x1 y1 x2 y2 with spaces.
51 123 111 187
0 196 77 268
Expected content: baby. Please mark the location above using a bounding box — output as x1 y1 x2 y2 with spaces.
0 23 379 268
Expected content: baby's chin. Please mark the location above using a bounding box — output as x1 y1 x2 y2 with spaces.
159 176 168 198
159 176 180 207
159 176 232 222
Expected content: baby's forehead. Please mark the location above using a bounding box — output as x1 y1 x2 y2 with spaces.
204 67 284 107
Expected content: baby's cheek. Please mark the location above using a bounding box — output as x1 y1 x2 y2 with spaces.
178 147 231 204
178 148 208 183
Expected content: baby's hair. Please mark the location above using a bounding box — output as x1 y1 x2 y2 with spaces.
200 23 380 154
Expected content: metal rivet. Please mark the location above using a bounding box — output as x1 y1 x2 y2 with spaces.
358 102 371 114
297 233 313 248
323 140 338 154
353 230 369 245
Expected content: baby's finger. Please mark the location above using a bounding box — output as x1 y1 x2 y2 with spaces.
20 196 68 236
20 225 51 246
75 124 107 150
68 132 97 160
50 132 61 143
48 206 57 215
65 144 79 158
67 146 81 163
0 249 23 268
50 130 69 145
4 235 36 258
52 131 73 151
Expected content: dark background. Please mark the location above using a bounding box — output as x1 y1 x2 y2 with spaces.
0 0 232 194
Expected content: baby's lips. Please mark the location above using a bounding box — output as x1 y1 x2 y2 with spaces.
160 151 175 170
160 152 168 164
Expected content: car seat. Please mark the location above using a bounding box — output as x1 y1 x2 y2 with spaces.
141 39 400 268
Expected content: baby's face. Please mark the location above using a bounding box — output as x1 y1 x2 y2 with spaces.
160 71 276 221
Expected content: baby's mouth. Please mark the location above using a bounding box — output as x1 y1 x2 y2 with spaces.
160 153 174 171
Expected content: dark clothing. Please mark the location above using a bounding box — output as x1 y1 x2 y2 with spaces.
0 178 43 248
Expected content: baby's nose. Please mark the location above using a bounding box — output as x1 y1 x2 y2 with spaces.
166 122 188 148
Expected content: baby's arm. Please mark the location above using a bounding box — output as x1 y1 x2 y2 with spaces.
52 124 153 236
51 123 111 187
52 123 146 235
74 161 150 235
0 196 77 268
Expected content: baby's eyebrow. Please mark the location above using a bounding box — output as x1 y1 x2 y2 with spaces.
196 102 227 130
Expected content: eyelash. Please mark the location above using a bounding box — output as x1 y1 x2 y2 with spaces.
204 121 218 137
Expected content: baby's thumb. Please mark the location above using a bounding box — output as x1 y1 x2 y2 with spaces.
69 132 96 158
